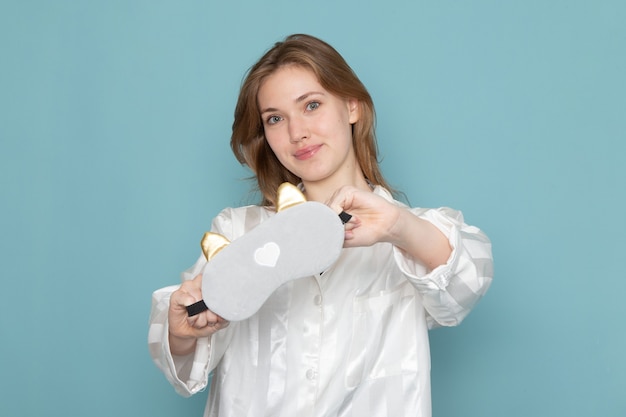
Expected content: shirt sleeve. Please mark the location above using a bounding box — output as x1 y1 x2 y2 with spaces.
147 281 210 396
393 207 494 329
147 208 238 396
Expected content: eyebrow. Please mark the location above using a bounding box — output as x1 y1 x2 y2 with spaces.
260 91 325 115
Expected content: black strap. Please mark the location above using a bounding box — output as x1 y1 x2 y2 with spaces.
186 300 209 316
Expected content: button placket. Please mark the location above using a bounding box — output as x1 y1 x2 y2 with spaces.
313 294 322 306
305 368 317 380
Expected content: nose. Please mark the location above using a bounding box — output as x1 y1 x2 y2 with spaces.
288 117 308 144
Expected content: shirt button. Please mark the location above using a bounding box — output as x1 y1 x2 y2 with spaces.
313 295 322 306
306 369 317 380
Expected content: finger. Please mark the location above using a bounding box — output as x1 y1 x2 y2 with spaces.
194 320 231 337
344 218 360 230
176 274 205 311
190 311 229 331
171 290 199 312
326 186 355 213
182 274 204 295
189 313 207 328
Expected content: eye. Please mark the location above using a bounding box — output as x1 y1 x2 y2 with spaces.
306 101 320 111
266 115 282 125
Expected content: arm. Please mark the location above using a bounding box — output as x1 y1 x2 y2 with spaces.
147 209 238 396
327 186 493 327
148 281 208 397
383 204 452 270
394 206 493 327
326 185 451 267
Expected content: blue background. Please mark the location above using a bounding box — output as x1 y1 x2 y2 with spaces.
1 1 624 416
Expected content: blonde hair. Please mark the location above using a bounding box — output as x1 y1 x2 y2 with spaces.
231 34 392 206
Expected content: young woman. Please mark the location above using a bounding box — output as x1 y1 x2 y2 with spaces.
149 33 493 417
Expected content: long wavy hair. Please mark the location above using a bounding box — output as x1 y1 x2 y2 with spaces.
231 34 392 206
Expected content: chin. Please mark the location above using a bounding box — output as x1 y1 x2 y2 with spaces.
297 170 329 182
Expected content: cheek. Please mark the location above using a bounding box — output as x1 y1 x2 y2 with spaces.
264 133 290 165
266 118 292 137
330 118 355 146
264 130 283 152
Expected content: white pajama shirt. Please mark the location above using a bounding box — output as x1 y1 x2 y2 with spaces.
148 186 493 417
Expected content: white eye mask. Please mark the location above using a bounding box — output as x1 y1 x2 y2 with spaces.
186 185 350 322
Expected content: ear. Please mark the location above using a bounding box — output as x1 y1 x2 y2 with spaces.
201 232 231 261
347 98 360 124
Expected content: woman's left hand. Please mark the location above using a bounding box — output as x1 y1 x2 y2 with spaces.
326 185 401 247
326 185 452 269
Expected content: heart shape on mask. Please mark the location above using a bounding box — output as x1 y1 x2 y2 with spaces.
254 242 280 267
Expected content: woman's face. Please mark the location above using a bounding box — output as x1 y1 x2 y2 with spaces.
258 65 360 189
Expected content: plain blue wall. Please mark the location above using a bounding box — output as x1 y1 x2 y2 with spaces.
1 1 624 416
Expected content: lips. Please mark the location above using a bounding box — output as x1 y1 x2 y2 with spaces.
294 144 322 160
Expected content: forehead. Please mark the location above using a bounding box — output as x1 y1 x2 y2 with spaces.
258 65 325 104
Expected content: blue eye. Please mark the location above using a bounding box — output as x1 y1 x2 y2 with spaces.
266 115 282 125
306 101 320 111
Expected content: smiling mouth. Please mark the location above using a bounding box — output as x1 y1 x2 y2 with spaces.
294 145 322 160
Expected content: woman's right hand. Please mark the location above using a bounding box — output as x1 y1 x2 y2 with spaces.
168 274 229 356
